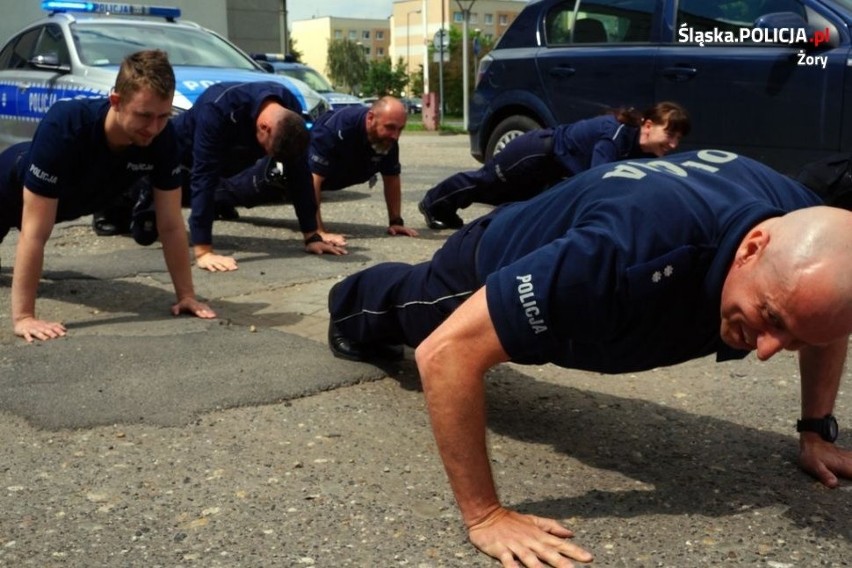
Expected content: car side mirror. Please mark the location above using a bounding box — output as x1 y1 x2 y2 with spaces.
754 12 829 50
29 53 70 73
256 60 274 73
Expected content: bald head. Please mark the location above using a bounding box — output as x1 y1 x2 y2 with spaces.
720 206 851 359
365 96 407 153
371 96 407 118
762 206 852 340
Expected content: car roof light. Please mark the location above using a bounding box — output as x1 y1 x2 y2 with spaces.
41 1 181 19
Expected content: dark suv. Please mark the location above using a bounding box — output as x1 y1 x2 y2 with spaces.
469 0 852 173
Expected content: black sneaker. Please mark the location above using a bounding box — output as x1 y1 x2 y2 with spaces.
131 210 158 246
215 203 240 220
92 212 130 236
418 200 464 230
263 158 287 190
327 283 403 362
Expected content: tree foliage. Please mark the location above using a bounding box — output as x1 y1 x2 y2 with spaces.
426 25 494 115
361 57 410 98
326 39 369 94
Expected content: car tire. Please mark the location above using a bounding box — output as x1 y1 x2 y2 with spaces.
485 115 542 160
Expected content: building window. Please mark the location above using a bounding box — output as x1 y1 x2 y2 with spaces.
484 13 493 24
334 29 342 39
376 30 384 40
362 30 370 39
469 12 478 24
377 47 384 55
349 30 357 40
499 14 508 25
453 11 464 23
364 46 371 55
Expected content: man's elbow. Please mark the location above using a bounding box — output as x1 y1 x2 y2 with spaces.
415 334 445 383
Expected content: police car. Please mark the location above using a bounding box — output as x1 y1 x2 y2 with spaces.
0 1 329 150
252 53 366 111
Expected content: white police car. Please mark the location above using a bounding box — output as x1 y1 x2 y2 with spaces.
0 1 329 151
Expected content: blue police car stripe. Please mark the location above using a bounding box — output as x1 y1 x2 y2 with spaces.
0 81 105 121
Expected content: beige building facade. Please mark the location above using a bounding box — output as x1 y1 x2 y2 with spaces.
291 17 392 80
389 0 528 82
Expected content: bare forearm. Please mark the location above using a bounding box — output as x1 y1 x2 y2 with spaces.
11 234 47 323
160 224 196 301
382 176 402 222
800 339 849 417
415 289 509 526
312 174 326 232
420 355 502 526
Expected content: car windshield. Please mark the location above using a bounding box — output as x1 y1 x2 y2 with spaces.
276 67 333 93
71 22 257 68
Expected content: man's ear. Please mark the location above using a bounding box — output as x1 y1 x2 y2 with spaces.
734 228 770 267
108 90 121 109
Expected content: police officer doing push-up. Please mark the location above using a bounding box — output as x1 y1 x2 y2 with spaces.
96 80 343 270
305 96 419 248
418 101 690 229
0 50 215 342
328 149 852 567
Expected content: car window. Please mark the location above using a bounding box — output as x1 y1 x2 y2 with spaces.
545 0 657 45
34 24 70 66
71 22 257 69
275 66 333 93
677 0 806 34
1 28 41 70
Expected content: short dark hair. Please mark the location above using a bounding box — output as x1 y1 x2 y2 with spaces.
270 111 310 163
114 50 175 100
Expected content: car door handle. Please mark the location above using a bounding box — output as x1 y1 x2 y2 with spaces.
661 66 697 82
548 66 576 78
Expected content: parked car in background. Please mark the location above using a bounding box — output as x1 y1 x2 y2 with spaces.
402 96 422 114
470 0 852 174
0 1 328 151
254 53 365 111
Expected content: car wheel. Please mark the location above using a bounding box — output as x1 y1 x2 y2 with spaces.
485 115 542 160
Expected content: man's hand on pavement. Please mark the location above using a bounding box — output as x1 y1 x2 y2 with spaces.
14 317 67 343
468 507 594 568
196 252 238 272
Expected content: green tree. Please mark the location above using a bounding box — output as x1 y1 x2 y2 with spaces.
362 57 410 98
286 37 303 62
426 26 494 115
326 39 369 94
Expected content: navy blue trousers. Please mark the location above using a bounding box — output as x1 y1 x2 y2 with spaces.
421 129 566 214
330 215 493 347
213 156 293 209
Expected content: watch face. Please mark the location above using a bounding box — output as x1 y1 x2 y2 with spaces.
827 417 839 442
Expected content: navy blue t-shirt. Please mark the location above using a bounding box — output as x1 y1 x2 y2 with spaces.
309 106 401 191
552 114 643 175
477 150 822 373
173 81 316 244
0 98 180 226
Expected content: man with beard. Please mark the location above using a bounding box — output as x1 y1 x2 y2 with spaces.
0 50 215 342
306 97 418 248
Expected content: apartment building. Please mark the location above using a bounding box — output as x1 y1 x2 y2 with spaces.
390 0 528 78
290 17 392 79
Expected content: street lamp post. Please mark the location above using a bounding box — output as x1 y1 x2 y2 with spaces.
406 9 421 85
455 0 476 131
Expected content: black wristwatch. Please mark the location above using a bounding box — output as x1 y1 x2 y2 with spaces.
796 414 838 442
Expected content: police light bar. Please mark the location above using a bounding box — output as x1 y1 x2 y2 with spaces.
41 1 181 19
